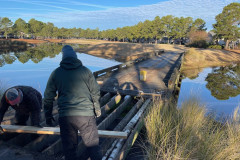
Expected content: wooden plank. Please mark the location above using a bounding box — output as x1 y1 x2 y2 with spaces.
101 99 144 155
98 95 132 130
116 100 165 160
115 113 145 160
100 88 162 97
102 99 152 160
99 94 122 118
6 109 59 146
1 125 128 139
100 92 112 107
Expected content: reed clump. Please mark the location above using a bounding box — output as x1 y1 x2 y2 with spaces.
144 98 240 160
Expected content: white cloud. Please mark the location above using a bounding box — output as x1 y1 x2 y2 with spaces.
59 0 115 9
17 0 240 30
2 0 113 11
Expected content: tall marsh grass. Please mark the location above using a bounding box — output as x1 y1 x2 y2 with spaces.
144 98 240 159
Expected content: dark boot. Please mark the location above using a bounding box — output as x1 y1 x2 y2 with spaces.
88 145 102 160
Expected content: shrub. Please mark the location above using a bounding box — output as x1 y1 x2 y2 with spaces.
208 45 223 49
186 40 209 48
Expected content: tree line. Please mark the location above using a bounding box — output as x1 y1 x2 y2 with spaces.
0 15 206 43
0 2 239 48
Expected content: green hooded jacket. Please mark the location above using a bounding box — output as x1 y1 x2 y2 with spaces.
44 57 100 118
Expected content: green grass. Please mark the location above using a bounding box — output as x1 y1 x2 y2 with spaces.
144 97 240 160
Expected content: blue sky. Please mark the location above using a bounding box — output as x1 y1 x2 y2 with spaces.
0 0 239 30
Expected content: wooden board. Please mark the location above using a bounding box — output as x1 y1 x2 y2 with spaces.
1 125 127 139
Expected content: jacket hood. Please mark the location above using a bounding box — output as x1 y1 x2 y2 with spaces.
60 57 82 70
62 45 77 60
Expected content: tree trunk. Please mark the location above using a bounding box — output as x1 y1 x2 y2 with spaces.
225 40 230 49
168 37 169 44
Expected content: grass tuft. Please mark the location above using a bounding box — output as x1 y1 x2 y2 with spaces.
144 97 240 160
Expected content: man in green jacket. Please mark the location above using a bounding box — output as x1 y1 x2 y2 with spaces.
44 45 102 160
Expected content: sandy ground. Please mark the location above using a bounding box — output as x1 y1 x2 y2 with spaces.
182 48 240 69
181 48 240 78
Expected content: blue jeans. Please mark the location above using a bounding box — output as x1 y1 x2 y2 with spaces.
59 116 102 160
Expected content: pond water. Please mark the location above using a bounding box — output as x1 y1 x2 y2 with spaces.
0 43 121 95
178 64 240 118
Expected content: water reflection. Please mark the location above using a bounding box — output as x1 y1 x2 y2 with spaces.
0 40 27 54
0 43 89 67
178 64 240 117
181 68 204 79
0 43 62 66
206 64 240 100
0 43 120 95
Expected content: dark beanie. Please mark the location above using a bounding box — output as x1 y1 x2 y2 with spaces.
62 45 77 60
5 88 22 105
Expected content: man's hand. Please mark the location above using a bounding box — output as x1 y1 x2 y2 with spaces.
95 109 101 118
46 117 55 126
0 126 4 134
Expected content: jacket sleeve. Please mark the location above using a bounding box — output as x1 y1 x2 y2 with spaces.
0 94 9 124
44 71 57 119
88 71 101 111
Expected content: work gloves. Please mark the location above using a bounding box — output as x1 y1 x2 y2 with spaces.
0 126 4 134
95 109 101 118
46 117 55 126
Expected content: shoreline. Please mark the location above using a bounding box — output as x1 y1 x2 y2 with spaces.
3 38 240 69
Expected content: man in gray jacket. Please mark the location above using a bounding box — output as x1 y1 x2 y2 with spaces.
44 45 102 160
